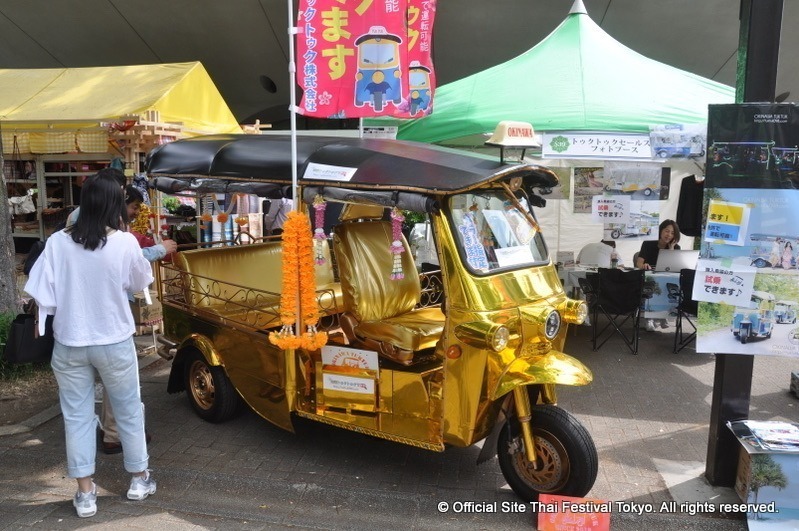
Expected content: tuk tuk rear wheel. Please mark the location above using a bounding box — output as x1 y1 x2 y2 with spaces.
497 404 597 501
184 351 240 423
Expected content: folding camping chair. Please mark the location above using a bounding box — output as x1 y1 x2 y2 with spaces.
579 268 646 355
673 268 698 353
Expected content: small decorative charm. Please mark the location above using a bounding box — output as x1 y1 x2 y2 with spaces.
390 207 405 280
313 195 327 265
234 216 249 226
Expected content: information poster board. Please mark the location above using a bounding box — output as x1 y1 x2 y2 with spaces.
695 104 799 357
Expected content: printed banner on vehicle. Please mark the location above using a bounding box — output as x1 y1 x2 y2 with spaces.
296 0 436 119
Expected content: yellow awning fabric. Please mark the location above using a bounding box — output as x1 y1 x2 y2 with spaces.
0 62 241 153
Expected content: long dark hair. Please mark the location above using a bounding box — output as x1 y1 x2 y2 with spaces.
67 172 127 250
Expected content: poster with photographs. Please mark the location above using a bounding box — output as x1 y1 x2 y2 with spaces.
696 103 799 358
602 201 660 242
603 162 671 200
572 167 603 213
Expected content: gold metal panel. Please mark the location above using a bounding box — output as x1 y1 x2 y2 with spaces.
294 409 444 452
492 350 593 400
165 305 294 432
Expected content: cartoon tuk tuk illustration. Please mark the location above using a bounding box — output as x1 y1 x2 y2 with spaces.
146 134 598 501
354 26 402 112
408 61 432 116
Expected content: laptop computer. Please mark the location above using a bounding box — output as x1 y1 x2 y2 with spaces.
655 249 700 272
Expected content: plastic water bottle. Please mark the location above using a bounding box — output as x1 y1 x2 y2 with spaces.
610 249 619 269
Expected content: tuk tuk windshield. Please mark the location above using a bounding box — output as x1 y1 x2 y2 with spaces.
449 190 548 273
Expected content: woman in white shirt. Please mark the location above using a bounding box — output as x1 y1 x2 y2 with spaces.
25 171 156 518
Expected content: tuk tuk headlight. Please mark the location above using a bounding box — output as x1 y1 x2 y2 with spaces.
560 299 588 325
544 310 561 340
454 321 514 352
490 326 511 352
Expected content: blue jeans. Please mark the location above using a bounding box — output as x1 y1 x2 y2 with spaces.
51 337 148 478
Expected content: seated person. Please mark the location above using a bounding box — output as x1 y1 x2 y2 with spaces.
636 219 680 331
577 240 622 268
635 219 680 270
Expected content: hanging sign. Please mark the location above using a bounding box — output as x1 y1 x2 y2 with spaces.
591 195 630 225
692 259 756 306
296 0 437 119
704 199 751 246
543 132 652 160
696 103 799 357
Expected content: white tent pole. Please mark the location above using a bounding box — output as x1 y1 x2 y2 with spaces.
288 0 299 212
287 0 302 338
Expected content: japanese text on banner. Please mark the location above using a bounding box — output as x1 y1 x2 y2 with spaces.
296 0 436 119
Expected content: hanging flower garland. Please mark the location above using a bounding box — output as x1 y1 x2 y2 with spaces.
268 210 328 351
130 204 151 235
390 207 405 280
312 195 327 265
233 194 249 228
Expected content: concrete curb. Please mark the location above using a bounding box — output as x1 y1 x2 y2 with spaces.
0 350 163 437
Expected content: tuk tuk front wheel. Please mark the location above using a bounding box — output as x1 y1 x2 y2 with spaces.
184 351 240 423
497 404 597 501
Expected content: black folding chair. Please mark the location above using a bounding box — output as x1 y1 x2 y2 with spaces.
673 268 698 353
578 268 645 355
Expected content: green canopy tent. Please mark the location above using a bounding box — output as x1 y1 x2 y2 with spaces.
394 0 735 145
372 0 736 271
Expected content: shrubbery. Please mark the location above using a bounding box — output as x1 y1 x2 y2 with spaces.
0 311 49 380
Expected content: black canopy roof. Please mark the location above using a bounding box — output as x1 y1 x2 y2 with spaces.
145 134 558 196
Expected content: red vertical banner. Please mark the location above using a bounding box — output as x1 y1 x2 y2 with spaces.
296 0 436 119
402 0 436 118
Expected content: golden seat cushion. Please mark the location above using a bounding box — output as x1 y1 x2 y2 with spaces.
333 221 445 358
355 307 446 352
333 221 421 322
176 239 341 320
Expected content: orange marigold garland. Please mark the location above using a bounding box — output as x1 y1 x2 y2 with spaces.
268 210 328 350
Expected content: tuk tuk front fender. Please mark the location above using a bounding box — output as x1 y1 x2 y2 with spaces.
167 334 223 393
491 350 592 400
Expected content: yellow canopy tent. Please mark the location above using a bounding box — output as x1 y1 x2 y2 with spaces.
0 61 241 156
1 62 242 240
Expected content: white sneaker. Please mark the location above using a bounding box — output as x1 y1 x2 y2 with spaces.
645 320 657 332
127 470 156 500
73 483 97 518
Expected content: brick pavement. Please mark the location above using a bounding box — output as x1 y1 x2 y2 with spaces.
1 326 797 529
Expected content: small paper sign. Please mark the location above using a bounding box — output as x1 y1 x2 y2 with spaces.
692 258 756 305
591 195 630 225
322 373 375 395
321 346 379 370
704 199 751 246
536 494 611 531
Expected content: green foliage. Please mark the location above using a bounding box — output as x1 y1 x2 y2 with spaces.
750 454 788 518
162 196 181 214
0 311 49 380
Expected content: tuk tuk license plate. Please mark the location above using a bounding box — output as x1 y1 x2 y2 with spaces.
316 363 379 412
